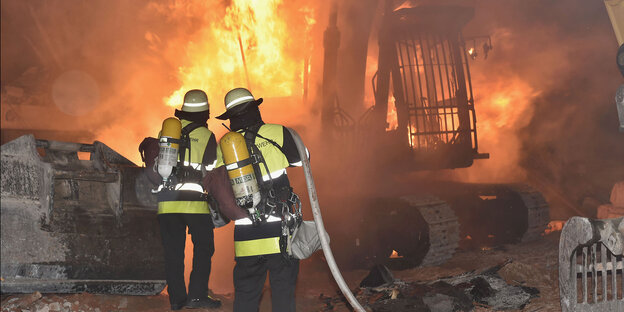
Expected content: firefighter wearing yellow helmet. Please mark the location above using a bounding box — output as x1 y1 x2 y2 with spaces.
217 87 309 312
156 89 224 310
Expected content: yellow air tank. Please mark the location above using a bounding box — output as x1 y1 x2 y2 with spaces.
220 131 261 212
158 117 182 184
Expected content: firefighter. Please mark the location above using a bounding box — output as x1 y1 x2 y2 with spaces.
156 89 236 310
216 87 309 312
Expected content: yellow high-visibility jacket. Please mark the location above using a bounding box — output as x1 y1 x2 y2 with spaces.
232 123 307 257
157 119 222 214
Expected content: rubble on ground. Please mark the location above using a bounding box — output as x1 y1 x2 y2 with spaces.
319 261 539 312
0 292 168 312
2 232 563 311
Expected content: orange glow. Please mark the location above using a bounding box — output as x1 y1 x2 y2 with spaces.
164 0 316 112
390 250 403 258
475 78 539 134
90 0 322 165
361 28 542 183
394 2 412 11
363 55 379 108
492 96 509 108
445 27 543 183
132 1 320 293
452 72 540 182
386 96 398 131
543 220 565 235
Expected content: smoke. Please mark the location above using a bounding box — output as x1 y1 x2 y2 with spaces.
0 0 309 296
1 0 182 161
318 0 624 220
456 0 624 217
3 0 622 294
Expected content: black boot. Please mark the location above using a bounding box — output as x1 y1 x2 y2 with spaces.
170 301 186 310
186 296 222 309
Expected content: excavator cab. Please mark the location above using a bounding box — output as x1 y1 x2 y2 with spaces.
369 5 488 170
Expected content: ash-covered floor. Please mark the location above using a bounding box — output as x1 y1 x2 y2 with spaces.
1 231 561 312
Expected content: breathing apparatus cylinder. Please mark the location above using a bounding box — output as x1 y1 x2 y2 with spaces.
220 131 262 219
157 117 182 187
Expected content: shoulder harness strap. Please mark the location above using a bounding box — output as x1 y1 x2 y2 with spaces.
178 122 204 165
243 124 279 216
175 122 207 185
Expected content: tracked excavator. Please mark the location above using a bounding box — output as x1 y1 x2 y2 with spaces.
319 1 550 269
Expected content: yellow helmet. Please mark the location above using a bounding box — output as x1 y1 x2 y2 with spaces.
181 89 209 113
216 87 263 120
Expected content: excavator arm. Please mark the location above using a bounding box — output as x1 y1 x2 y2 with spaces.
605 0 624 131
606 0 624 45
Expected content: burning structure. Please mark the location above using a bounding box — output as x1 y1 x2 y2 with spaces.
1 0 624 310
318 1 549 268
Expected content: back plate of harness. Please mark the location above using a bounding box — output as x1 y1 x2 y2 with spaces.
176 122 229 227
174 122 204 185
242 124 302 255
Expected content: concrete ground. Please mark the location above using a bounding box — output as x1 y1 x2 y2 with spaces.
1 230 563 312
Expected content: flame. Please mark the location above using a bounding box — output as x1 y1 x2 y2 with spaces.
163 0 316 119
134 0 320 293
394 2 412 11
386 96 398 131
543 220 565 235
390 250 403 258
364 26 542 183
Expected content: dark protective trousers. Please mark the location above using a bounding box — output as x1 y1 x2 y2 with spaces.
158 213 215 307
233 254 299 312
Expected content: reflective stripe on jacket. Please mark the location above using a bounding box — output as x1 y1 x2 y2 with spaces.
234 218 282 257
158 200 210 214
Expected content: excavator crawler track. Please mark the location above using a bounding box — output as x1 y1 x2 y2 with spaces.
399 195 460 266
510 184 550 242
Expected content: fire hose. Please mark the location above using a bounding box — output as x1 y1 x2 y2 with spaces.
286 128 366 312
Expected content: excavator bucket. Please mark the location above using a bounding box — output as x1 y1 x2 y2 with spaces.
559 216 624 311
0 135 165 295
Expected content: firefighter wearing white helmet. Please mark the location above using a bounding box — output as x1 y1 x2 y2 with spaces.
156 89 224 310
217 87 309 312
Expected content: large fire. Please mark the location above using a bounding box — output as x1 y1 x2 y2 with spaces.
1 0 620 303
151 0 319 293
162 0 316 130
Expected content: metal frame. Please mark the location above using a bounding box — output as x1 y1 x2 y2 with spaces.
559 217 624 311
368 6 487 170
393 31 477 154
